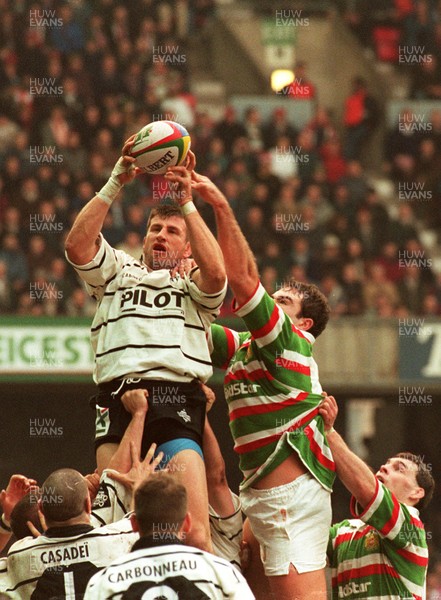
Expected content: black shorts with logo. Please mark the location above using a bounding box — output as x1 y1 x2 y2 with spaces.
90 378 206 456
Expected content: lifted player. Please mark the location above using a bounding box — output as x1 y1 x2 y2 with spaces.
65 144 226 553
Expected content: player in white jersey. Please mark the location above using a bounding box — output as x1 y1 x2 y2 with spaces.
65 145 226 553
84 472 254 599
5 468 137 599
4 392 162 599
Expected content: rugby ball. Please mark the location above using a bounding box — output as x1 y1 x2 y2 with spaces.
130 120 191 175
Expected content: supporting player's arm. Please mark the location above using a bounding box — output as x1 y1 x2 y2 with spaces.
65 136 139 265
0 475 37 551
104 389 149 475
190 171 259 306
164 155 226 294
201 385 235 517
319 395 377 508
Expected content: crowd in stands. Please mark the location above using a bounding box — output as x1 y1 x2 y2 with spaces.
0 0 440 320
342 0 441 100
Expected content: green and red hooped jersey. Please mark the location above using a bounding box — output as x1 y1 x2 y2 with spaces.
328 479 428 599
209 282 335 491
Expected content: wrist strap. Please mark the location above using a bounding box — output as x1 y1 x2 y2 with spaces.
96 177 122 206
181 200 197 217
325 427 336 435
0 514 11 533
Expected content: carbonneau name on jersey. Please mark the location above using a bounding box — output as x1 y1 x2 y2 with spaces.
107 556 198 582
85 545 255 599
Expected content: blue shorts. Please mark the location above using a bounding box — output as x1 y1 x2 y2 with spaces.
156 438 204 470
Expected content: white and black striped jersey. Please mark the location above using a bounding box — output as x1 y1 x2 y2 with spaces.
0 556 10 596
84 536 255 599
5 518 137 599
209 491 243 571
90 471 132 527
66 235 227 384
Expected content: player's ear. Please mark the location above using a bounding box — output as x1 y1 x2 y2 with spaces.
85 495 92 515
297 316 314 331
183 241 191 259
181 512 191 537
410 486 425 506
130 513 140 533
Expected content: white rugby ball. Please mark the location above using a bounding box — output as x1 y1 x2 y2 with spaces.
130 120 191 175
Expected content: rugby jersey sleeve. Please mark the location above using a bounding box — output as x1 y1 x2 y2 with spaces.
233 282 318 390
185 267 227 312
65 233 131 301
0 557 10 593
90 471 132 527
351 479 428 552
208 324 250 370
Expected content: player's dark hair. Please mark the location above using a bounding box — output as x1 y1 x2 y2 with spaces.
394 452 435 510
134 473 187 537
10 490 43 539
281 279 330 338
40 469 89 523
146 204 184 233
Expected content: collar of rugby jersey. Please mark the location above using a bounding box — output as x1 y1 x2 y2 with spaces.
45 524 94 538
131 534 184 552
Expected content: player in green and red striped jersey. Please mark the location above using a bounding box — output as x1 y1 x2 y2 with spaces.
320 394 434 600
191 171 334 600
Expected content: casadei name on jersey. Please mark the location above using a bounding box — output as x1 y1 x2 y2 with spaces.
37 543 90 565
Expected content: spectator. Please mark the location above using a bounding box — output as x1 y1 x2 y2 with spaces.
343 77 380 160
213 106 247 153
364 262 400 312
279 61 317 100
341 261 365 315
243 106 264 153
262 107 298 149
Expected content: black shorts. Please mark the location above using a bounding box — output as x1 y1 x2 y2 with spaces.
90 378 206 457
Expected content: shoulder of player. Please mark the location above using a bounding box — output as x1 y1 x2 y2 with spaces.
93 516 135 535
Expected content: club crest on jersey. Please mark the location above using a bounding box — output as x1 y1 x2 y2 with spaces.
364 530 380 552
92 488 111 509
177 409 191 423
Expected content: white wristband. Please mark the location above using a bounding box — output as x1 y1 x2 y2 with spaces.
325 427 336 435
181 200 197 217
97 156 134 205
97 177 122 206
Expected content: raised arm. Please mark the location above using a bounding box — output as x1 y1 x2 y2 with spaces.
190 171 259 306
319 395 377 508
201 385 235 517
104 389 149 475
65 136 139 264
164 155 226 294
0 475 37 551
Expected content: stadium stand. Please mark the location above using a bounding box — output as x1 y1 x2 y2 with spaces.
0 0 441 595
